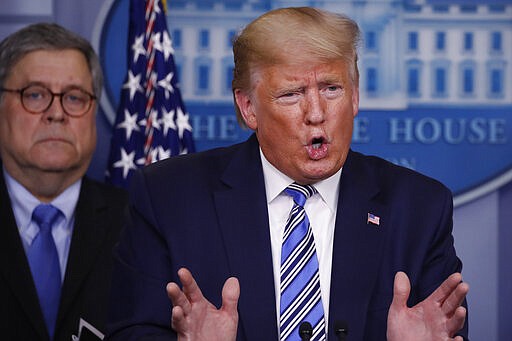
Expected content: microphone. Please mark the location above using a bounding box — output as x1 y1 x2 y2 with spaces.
334 320 349 341
299 321 313 341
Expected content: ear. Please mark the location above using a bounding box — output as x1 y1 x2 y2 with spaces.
234 89 257 130
352 83 360 118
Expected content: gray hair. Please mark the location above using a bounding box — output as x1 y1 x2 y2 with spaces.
0 22 103 100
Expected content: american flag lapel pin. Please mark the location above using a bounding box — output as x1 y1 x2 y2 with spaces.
367 212 380 226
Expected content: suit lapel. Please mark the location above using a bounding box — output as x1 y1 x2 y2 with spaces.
57 179 107 327
0 171 49 340
328 151 389 340
214 135 278 340
211 143 390 339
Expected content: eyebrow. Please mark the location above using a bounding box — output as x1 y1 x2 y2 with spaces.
18 81 93 93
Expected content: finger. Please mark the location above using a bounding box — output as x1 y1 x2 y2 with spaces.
171 305 185 324
390 271 411 309
428 272 463 304
446 306 467 336
441 281 469 316
171 305 186 332
438 281 468 318
167 282 192 314
221 277 240 314
178 267 205 303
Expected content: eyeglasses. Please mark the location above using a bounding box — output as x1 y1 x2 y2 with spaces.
0 85 97 117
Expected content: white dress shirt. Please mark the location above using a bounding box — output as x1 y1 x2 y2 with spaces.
259 149 341 333
3 167 81 282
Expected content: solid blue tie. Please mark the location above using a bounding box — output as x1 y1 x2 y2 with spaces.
280 183 326 341
27 204 62 339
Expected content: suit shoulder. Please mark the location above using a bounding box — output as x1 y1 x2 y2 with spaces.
82 177 128 205
142 141 245 180
348 150 451 195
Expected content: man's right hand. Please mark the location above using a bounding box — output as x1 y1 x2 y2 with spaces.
166 268 240 341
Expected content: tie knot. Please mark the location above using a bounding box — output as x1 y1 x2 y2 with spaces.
285 182 317 207
32 204 61 231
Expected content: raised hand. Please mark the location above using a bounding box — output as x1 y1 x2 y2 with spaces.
166 268 240 341
387 271 469 341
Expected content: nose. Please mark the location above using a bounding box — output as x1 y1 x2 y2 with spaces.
42 95 66 122
304 90 325 125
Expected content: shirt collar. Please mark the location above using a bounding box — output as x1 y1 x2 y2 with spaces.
259 149 342 212
3 166 82 229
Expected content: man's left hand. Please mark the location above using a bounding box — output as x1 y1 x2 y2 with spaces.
387 271 469 341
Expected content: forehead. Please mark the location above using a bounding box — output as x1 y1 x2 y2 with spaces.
7 49 91 87
252 59 350 85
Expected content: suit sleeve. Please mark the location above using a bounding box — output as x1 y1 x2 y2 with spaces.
395 184 468 340
418 187 469 340
105 170 178 340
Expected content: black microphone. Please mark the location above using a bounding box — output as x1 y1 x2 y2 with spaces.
299 321 313 341
334 320 349 341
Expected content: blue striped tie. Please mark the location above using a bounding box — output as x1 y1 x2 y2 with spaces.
280 183 326 341
27 204 62 339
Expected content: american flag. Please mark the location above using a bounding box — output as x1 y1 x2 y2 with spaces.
367 212 380 226
106 0 195 188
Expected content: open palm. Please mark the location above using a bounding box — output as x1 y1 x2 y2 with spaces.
387 272 469 341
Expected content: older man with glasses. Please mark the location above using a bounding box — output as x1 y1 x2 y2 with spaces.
0 23 127 341
0 85 97 117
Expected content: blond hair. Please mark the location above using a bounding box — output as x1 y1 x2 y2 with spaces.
232 7 360 126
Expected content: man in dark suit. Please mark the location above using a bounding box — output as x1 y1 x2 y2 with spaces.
107 7 468 341
0 23 127 341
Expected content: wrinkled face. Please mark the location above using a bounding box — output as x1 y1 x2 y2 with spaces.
0 49 96 181
235 60 359 184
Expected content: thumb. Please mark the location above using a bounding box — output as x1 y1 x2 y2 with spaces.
221 277 240 313
391 271 411 309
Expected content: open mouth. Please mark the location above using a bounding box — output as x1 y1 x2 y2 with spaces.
306 137 328 159
311 137 325 149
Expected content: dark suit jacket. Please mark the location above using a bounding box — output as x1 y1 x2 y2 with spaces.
107 134 468 340
0 169 127 341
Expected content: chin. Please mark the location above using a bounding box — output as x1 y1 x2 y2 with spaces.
36 159 79 172
300 170 332 183
303 161 338 178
